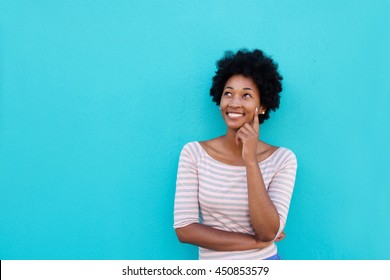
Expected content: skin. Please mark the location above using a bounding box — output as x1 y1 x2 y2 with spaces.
175 74 284 251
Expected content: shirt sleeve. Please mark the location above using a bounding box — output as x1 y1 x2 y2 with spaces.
173 143 200 229
267 148 298 239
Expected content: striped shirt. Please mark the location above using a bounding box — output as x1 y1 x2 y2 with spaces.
173 141 297 260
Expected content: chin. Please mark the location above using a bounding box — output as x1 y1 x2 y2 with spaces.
225 121 244 130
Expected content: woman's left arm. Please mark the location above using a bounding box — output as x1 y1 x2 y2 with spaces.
248 151 297 241
236 109 297 242
245 161 280 241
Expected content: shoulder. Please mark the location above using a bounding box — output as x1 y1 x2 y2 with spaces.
179 141 204 161
272 147 297 168
198 137 223 154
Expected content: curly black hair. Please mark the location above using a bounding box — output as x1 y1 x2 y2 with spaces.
210 49 283 124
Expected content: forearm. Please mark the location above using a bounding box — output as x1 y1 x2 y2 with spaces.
175 223 272 251
246 162 280 241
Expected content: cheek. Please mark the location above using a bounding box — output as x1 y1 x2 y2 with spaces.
219 97 229 108
246 101 260 110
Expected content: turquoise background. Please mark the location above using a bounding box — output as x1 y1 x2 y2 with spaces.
1 0 389 260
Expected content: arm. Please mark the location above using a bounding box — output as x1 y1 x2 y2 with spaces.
249 150 297 241
176 223 272 251
236 108 296 241
245 161 280 241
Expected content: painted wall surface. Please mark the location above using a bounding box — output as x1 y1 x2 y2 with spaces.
0 0 389 260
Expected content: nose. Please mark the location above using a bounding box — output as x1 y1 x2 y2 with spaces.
228 95 242 108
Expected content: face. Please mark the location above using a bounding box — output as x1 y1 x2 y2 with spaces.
220 74 264 130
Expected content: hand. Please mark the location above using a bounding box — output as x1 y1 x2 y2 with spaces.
235 107 260 164
275 231 286 242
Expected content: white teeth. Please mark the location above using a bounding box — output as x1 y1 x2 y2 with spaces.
228 113 243 118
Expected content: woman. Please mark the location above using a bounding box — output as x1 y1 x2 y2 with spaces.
173 49 297 260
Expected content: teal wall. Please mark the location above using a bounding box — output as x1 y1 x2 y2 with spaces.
1 0 389 260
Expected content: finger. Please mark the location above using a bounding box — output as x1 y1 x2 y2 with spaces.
237 127 250 139
236 127 250 145
277 231 286 241
242 123 257 137
253 107 259 133
242 123 255 132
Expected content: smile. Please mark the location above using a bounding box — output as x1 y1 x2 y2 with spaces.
227 112 245 119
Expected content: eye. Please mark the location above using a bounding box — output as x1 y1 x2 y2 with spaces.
223 91 232 96
243 93 252 98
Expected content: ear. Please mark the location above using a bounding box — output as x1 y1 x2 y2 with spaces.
259 106 267 115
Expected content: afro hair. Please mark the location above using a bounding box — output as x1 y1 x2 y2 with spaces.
210 49 283 124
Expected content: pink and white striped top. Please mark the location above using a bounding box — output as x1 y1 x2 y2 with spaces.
173 141 297 260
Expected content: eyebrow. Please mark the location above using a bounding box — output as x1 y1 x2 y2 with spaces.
224 86 253 91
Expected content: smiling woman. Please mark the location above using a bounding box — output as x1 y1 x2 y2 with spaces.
221 75 265 132
173 49 297 260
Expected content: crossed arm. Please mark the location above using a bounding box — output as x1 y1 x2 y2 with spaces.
175 223 278 252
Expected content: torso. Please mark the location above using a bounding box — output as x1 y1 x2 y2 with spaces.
199 136 279 166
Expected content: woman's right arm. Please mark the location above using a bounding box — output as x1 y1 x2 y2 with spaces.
175 223 272 251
